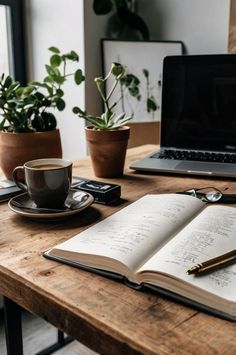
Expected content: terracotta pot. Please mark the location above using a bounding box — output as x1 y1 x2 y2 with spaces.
0 129 62 179
85 126 130 178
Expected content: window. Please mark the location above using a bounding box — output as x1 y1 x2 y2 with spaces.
0 0 26 83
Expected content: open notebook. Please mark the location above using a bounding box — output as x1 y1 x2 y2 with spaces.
44 194 236 321
130 54 236 177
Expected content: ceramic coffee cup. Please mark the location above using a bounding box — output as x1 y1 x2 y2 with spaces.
13 158 73 208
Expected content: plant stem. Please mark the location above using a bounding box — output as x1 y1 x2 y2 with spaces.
106 78 119 110
146 72 150 100
119 81 125 112
96 82 106 103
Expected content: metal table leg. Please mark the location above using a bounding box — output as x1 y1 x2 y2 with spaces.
3 296 73 355
3 296 23 355
35 330 74 355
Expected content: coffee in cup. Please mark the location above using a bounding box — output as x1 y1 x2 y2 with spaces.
13 158 73 208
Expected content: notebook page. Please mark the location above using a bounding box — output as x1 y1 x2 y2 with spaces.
52 194 204 273
139 205 236 301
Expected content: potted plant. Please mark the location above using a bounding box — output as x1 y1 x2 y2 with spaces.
0 47 84 179
73 62 132 178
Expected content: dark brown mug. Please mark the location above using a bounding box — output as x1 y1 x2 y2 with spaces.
13 158 73 208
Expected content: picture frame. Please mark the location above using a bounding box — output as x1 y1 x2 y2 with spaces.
102 39 183 123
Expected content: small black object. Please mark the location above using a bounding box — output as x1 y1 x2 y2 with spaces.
72 176 121 204
0 179 22 202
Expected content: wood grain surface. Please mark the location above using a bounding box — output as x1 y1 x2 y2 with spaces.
128 122 160 148
0 145 236 355
229 0 236 53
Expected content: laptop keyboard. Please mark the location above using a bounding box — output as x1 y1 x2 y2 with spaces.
151 149 236 163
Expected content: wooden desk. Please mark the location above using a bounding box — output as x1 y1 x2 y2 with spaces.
1 145 236 355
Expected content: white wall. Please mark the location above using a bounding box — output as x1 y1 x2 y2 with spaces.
138 0 230 54
83 0 107 118
23 0 231 160
25 0 86 160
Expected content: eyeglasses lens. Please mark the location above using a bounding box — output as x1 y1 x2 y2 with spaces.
205 191 222 202
195 188 222 202
186 189 197 197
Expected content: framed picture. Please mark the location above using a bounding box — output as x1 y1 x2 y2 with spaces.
102 39 183 123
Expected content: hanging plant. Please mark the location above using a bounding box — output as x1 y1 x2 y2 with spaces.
93 0 150 40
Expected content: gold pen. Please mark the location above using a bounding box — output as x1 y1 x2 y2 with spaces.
187 249 236 275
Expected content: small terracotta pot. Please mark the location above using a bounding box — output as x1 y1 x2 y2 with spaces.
85 126 130 178
0 129 62 179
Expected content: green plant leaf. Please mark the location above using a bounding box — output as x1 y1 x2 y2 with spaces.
111 115 133 129
64 51 79 61
87 115 106 123
50 54 62 67
8 82 20 92
93 0 113 15
0 118 6 130
22 86 35 96
112 112 125 123
32 115 45 131
56 88 64 97
48 46 60 54
0 98 5 108
0 46 84 133
104 110 114 124
45 64 56 77
111 63 125 77
54 76 65 85
143 69 149 78
44 76 53 83
121 74 140 87
30 81 44 87
74 69 84 85
43 98 51 107
73 106 85 115
69 50 79 61
41 112 57 130
85 116 103 128
15 87 24 96
34 92 45 101
3 76 12 88
82 114 111 129
128 86 140 97
147 97 158 112
45 84 53 96
49 68 64 84
56 98 65 111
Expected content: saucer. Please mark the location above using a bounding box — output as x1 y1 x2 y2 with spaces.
8 189 94 220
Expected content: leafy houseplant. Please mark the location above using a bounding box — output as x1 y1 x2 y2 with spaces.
73 63 131 178
73 62 132 130
0 47 84 179
0 47 84 133
93 0 149 40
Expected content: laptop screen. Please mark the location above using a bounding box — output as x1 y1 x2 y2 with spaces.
161 54 236 153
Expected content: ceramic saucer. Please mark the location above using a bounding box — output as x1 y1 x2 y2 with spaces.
8 189 94 220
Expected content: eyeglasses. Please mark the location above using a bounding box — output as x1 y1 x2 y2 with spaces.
177 187 236 203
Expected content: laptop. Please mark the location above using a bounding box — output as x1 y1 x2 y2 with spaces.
130 54 236 177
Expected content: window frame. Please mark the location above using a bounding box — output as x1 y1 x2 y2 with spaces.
0 0 26 84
